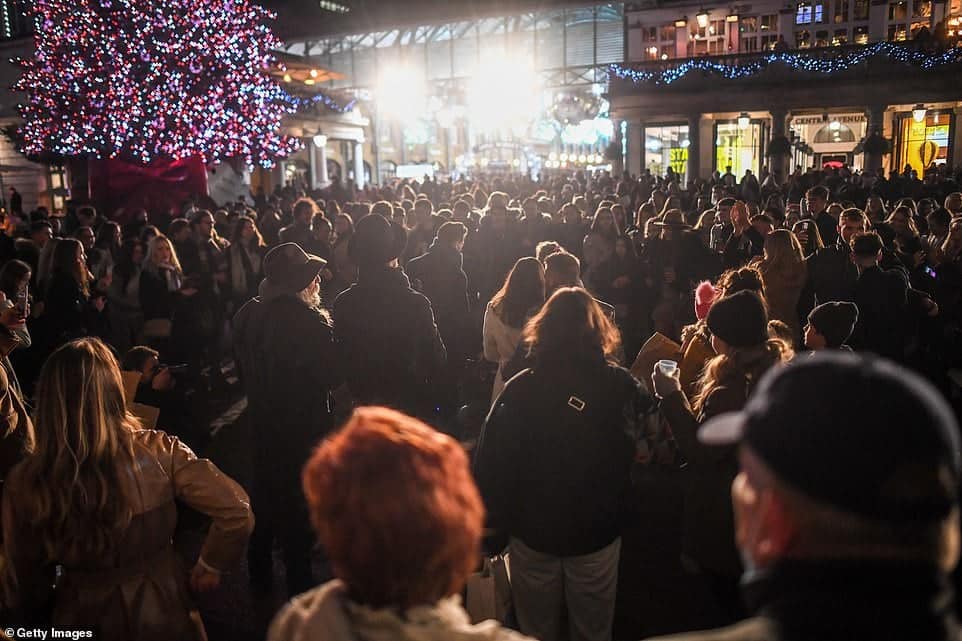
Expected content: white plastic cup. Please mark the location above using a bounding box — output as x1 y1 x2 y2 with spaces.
657 359 678 376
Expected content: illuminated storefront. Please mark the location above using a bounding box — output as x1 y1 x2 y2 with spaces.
714 121 766 177
644 124 690 184
896 109 953 176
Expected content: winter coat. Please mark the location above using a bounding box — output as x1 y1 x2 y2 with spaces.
474 356 655 557
232 294 341 471
481 302 525 404
333 266 446 418
2 429 253 641
268 579 533 641
406 243 471 360
755 261 808 341
851 265 910 361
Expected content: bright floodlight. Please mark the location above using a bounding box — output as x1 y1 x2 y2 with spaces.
467 54 543 133
376 64 426 126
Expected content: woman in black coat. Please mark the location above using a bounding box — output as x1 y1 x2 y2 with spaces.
42 238 109 352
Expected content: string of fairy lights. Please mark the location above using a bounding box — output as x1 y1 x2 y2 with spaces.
15 0 301 167
609 41 962 85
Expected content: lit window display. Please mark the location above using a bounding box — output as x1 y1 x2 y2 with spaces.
645 124 690 184
897 111 952 176
715 121 764 177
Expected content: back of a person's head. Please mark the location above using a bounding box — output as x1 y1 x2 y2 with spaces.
19 338 139 560
302 407 483 610
717 266 764 298
535 240 562 263
851 231 883 258
544 250 581 287
435 221 466 247
524 286 619 364
122 345 158 373
491 256 545 328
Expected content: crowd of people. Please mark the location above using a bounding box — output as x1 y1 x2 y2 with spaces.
0 159 960 641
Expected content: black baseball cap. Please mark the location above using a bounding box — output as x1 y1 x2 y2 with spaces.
699 352 960 523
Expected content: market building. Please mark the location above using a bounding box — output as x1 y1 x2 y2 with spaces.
610 0 962 184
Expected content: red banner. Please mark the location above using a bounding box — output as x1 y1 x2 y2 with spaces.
88 156 209 221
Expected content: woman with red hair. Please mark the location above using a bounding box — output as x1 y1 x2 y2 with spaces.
268 406 532 641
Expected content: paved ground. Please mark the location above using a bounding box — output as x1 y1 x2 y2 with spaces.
174 383 731 641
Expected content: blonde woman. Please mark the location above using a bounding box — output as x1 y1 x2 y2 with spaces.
750 229 807 343
1 338 253 640
138 234 194 340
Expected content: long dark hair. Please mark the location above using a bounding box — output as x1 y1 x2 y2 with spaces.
113 239 144 291
0 259 31 300
51 238 89 297
490 257 545 329
524 287 621 364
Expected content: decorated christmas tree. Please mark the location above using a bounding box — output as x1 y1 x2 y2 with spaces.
15 0 300 167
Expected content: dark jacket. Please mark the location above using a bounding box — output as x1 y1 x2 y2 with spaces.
139 268 179 321
406 242 470 359
474 357 654 557
850 265 910 361
232 295 341 469
814 209 839 246
660 386 744 578
278 223 314 250
464 215 523 304
801 240 859 314
42 271 109 349
333 266 446 418
722 227 765 270
647 561 957 641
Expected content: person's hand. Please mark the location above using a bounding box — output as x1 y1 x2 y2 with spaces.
613 275 631 289
152 367 174 391
0 304 26 330
651 364 682 399
93 296 107 313
189 562 221 593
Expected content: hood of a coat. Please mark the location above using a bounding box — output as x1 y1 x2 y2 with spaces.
267 580 532 641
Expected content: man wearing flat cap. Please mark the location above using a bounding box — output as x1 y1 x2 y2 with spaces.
233 242 342 596
648 352 961 641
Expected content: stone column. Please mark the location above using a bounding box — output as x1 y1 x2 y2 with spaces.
863 104 888 176
612 119 625 176
626 121 643 177
315 135 330 188
308 138 318 191
768 108 790 185
686 113 701 185
353 140 365 190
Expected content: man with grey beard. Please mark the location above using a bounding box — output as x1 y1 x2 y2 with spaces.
232 242 341 596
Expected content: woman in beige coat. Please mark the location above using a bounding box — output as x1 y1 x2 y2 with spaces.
2 338 253 640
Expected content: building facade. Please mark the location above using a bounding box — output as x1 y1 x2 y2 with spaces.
611 0 962 184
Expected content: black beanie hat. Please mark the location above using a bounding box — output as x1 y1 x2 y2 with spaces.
808 301 859 348
707 290 769 348
349 214 405 267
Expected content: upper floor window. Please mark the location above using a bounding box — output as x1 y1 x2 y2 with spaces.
834 0 849 23
854 0 870 19
889 1 908 21
796 2 826 24
761 14 779 30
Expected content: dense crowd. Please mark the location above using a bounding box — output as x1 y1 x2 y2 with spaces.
0 159 960 641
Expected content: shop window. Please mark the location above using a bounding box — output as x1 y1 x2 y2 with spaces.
833 28 849 43
708 19 725 35
761 14 778 30
910 21 930 37
742 36 760 51
660 24 676 41
716 121 764 177
815 29 830 45
645 124 691 185
913 0 931 17
854 0 870 19
661 44 675 58
642 26 658 42
888 23 908 40
889 1 908 21
741 15 759 32
796 29 813 46
898 111 952 176
854 25 870 42
761 34 780 48
834 0 849 22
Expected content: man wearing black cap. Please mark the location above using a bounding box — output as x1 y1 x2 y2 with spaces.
232 242 341 595
647 352 961 641
333 214 446 420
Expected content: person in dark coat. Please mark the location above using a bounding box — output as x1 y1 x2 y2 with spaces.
278 198 317 249
406 222 470 423
232 242 341 596
646 353 961 641
652 291 793 624
475 287 655 641
333 214 446 420
41 238 109 354
464 201 523 305
799 208 866 315
804 185 839 246
721 201 765 270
